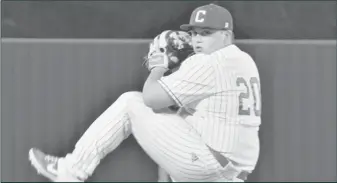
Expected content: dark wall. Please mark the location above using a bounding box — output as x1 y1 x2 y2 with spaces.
1 39 153 181
2 1 336 39
1 39 336 181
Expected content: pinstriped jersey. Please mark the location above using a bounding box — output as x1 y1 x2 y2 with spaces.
158 44 261 170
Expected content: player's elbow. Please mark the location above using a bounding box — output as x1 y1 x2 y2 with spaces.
142 91 156 107
143 82 176 110
143 94 154 108
142 93 166 110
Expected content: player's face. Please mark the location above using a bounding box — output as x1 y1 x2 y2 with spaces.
188 28 226 54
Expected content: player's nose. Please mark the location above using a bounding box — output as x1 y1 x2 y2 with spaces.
194 33 203 39
192 37 202 44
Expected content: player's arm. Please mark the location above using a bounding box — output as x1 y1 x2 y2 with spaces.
142 67 176 110
142 30 194 109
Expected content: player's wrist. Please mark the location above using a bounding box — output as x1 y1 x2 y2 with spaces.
150 67 169 73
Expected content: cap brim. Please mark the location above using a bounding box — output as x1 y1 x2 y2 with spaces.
180 24 194 31
180 24 209 31
180 24 225 31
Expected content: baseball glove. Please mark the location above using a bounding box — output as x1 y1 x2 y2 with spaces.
143 30 194 71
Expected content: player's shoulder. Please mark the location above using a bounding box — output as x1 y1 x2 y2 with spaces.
223 45 255 64
222 45 251 59
237 48 254 61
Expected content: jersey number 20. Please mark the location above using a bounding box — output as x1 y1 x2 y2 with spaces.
236 77 261 116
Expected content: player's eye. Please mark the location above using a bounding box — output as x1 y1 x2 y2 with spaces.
188 30 214 36
200 30 214 36
188 31 195 36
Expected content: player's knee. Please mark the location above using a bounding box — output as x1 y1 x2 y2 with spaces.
121 92 152 117
119 91 142 101
119 91 143 105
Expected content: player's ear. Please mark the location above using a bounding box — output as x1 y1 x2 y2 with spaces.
224 30 231 38
219 30 228 42
221 30 232 42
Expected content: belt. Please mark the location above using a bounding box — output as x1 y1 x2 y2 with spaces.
207 146 249 181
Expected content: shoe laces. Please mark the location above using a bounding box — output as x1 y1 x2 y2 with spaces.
44 155 59 163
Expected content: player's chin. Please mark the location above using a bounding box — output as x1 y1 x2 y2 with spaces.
194 47 204 53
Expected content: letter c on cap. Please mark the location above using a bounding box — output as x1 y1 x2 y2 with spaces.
195 10 206 22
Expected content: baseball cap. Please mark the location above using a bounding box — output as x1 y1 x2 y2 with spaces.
180 4 233 31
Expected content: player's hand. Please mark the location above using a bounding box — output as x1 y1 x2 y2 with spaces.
143 30 194 72
147 52 170 71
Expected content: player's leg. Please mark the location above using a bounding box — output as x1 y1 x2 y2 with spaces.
29 91 139 181
157 166 171 182
29 91 244 182
127 97 245 182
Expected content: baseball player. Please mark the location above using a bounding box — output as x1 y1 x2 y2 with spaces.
28 3 261 182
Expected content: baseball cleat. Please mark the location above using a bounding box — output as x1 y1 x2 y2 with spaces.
29 148 59 181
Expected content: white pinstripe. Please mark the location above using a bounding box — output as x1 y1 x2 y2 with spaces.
57 45 260 181
60 91 240 181
62 92 133 179
159 44 261 169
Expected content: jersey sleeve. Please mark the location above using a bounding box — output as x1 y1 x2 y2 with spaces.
158 56 216 107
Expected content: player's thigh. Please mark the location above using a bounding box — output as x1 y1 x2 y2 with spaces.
126 100 220 181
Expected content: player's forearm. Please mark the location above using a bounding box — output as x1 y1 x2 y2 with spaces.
142 67 168 108
143 67 167 91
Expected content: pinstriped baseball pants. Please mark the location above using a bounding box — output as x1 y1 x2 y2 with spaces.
61 91 244 182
